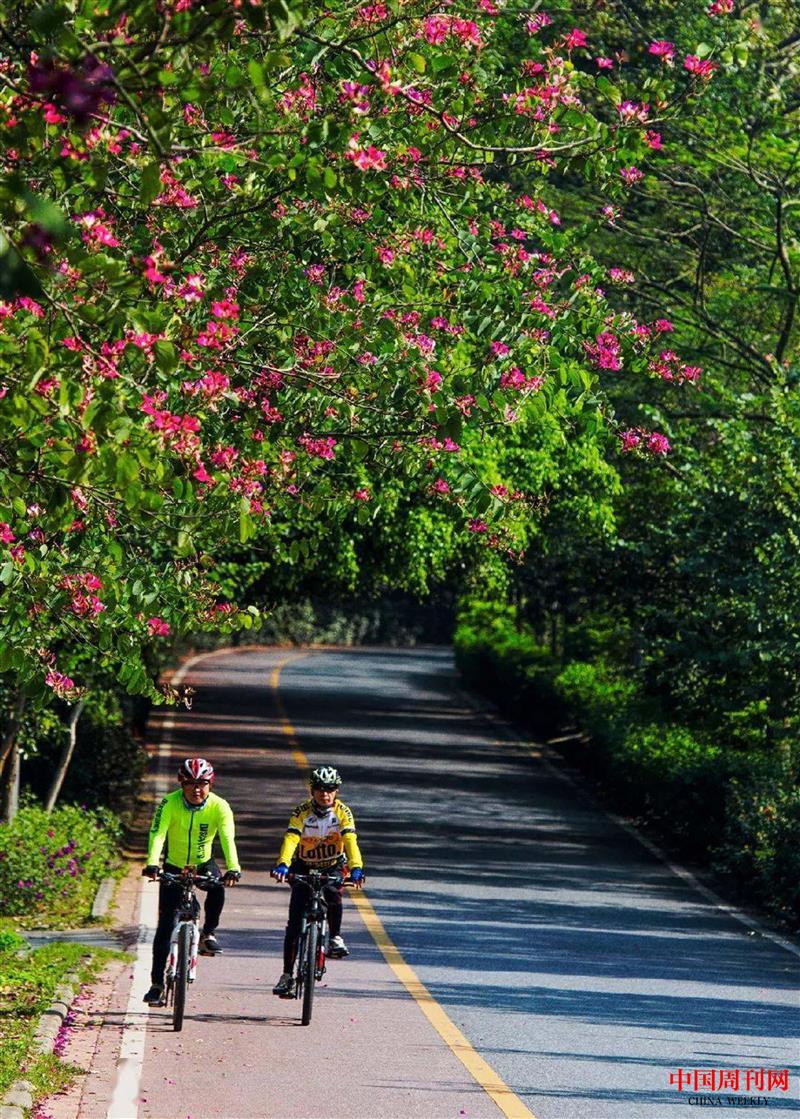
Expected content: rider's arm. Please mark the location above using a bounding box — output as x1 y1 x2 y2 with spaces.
146 795 172 866
339 803 363 870
276 806 304 865
217 800 241 872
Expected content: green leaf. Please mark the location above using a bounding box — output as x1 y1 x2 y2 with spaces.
239 510 256 543
351 439 370 461
408 52 427 74
25 329 48 377
248 60 266 94
141 162 162 206
225 64 245 88
153 340 179 374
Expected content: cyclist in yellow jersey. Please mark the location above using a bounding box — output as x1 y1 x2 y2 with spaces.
141 757 241 1005
271 765 364 997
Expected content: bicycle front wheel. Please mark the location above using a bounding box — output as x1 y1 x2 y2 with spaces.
301 923 318 1026
172 923 191 1032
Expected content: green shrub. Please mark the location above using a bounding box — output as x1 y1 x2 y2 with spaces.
715 752 800 924
0 805 121 925
454 600 563 730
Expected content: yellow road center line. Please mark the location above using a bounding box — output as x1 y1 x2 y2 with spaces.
271 656 538 1119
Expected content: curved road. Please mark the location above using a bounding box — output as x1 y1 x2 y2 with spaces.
109 647 798 1118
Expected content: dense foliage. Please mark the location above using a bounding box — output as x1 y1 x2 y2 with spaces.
0 0 736 704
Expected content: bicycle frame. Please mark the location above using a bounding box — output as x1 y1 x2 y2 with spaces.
286 869 353 1025
160 869 215 986
294 870 339 981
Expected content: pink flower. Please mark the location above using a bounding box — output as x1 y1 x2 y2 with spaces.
647 432 671 455
608 267 635 283
468 519 488 533
708 0 733 14
649 40 676 64
353 488 371 502
595 57 614 69
17 297 44 317
684 55 718 79
176 274 205 303
654 318 674 332
618 100 649 123
525 12 552 33
192 463 214 484
644 130 664 150
620 166 644 185
45 670 80 700
424 369 443 392
0 523 15 544
211 299 240 320
298 434 337 460
563 28 588 51
377 247 395 266
421 15 483 48
620 429 642 453
490 340 510 358
346 139 387 171
584 332 622 371
147 617 171 637
432 478 450 494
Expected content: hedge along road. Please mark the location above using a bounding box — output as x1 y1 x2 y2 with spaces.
107 647 799 1119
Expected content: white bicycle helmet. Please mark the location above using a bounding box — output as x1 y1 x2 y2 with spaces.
310 765 342 790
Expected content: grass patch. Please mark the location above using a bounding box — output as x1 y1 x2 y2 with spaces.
0 932 123 1100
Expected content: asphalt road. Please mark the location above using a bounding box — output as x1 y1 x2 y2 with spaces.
123 646 798 1119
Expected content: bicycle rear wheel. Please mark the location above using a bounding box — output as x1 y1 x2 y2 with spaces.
172 923 191 1032
301 923 318 1026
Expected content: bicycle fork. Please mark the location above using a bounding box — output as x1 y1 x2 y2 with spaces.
166 920 200 983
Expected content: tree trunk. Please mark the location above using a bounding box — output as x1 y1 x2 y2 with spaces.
1 742 20 824
45 698 86 814
0 690 25 777
0 691 25 824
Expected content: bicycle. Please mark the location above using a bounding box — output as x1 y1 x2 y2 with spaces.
156 868 216 1032
284 869 354 1026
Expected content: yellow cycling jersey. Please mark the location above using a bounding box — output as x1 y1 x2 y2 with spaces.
277 799 363 870
146 789 241 871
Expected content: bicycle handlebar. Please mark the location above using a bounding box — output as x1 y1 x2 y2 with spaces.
278 870 359 888
156 871 219 886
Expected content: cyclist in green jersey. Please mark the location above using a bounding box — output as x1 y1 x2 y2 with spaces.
141 757 241 1006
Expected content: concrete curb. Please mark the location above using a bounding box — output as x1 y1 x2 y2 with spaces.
90 876 116 919
0 970 81 1119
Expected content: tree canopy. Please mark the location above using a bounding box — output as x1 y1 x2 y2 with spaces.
0 0 757 701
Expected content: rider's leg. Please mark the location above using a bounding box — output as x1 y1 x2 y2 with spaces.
324 883 344 939
282 879 308 972
199 860 225 934
202 881 225 934
151 877 183 985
